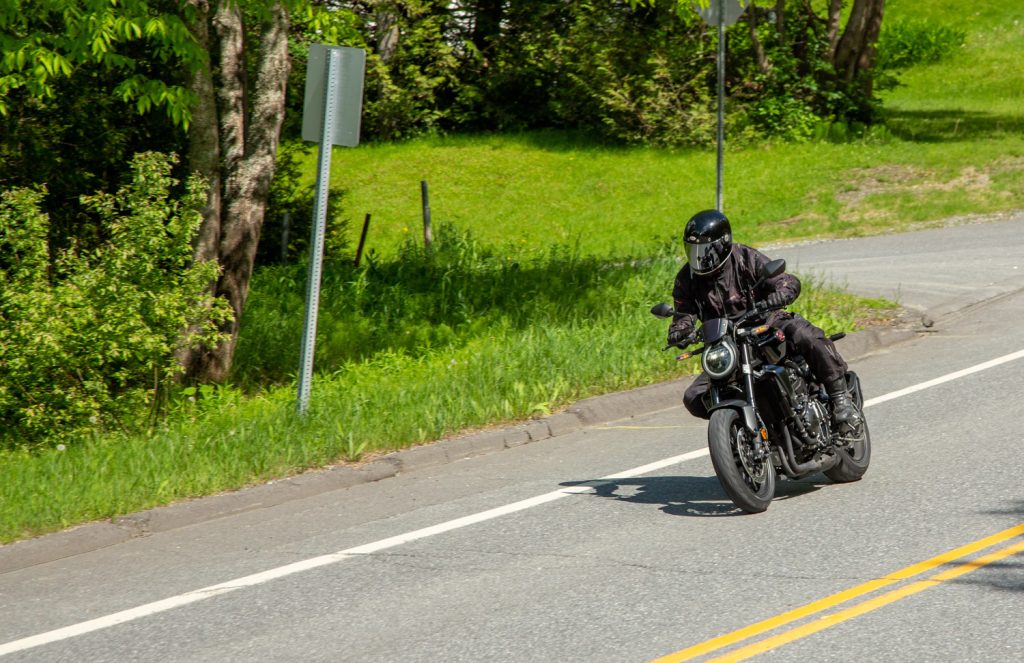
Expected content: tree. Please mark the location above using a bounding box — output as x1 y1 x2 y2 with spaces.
831 0 885 97
0 1 200 251
632 0 887 121
2 0 297 383
177 0 293 382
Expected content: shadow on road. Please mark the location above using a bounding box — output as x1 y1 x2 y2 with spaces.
951 501 1024 593
561 475 827 517
980 500 1024 518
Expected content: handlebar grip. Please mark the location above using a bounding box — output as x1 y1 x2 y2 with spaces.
665 334 697 350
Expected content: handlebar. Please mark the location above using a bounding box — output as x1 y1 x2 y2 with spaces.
737 302 786 324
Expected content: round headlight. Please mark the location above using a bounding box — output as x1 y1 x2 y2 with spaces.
701 340 737 379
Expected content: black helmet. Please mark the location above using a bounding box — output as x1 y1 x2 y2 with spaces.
683 209 732 275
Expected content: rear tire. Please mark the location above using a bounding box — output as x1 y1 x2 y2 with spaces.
824 371 871 483
708 409 775 513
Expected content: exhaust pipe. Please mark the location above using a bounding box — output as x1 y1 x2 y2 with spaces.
779 426 838 476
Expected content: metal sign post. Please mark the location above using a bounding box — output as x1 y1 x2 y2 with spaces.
694 0 748 212
716 6 725 212
297 45 366 415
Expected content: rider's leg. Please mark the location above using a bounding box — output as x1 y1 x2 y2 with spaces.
683 373 712 420
779 315 861 428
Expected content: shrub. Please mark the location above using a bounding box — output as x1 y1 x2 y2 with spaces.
877 19 967 70
0 153 230 448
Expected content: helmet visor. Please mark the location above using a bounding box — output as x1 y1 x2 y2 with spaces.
685 238 730 274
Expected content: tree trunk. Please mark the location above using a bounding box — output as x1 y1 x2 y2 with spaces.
375 2 400 62
183 0 221 266
473 0 504 53
177 0 222 378
833 0 885 94
748 8 769 74
181 0 291 383
826 0 844 59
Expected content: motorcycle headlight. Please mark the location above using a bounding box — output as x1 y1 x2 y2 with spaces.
701 339 737 379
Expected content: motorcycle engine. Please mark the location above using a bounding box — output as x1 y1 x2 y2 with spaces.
802 399 831 442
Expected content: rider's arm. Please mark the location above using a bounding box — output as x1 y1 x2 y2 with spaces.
670 267 700 332
746 246 800 306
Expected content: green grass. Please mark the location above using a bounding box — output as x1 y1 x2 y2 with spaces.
2 0 1020 543
308 126 1024 260
0 248 891 542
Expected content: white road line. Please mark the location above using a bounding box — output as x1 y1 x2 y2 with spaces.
3 349 1024 656
863 348 1024 408
0 448 708 656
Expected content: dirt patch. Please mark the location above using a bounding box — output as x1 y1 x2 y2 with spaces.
992 156 1024 173
836 164 993 207
772 211 828 227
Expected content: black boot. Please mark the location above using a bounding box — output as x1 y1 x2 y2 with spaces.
826 378 862 430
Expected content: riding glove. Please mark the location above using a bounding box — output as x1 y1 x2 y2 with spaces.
758 291 788 311
667 324 694 347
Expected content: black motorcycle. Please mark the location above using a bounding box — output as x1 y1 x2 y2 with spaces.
651 259 870 514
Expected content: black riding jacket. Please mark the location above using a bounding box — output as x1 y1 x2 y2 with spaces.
669 244 801 336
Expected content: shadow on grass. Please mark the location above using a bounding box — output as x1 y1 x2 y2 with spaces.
560 475 826 518
885 109 1024 143
430 128 647 154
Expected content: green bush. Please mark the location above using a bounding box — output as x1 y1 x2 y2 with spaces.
877 18 966 70
0 153 230 448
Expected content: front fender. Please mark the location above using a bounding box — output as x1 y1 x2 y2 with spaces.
707 399 758 434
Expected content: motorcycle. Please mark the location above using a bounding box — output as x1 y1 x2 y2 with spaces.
651 258 870 514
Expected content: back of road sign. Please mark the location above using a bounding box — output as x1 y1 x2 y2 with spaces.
301 45 366 147
694 0 749 27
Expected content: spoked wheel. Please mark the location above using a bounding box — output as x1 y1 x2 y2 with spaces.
708 409 775 514
825 371 871 483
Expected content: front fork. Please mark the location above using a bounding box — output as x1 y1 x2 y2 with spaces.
740 344 772 462
709 343 771 462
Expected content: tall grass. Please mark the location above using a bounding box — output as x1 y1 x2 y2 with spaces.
0 229 890 542
235 225 676 385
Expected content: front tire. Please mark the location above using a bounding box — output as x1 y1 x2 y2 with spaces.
824 371 871 483
708 409 775 513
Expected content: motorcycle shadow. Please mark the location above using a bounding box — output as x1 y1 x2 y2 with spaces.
561 475 826 517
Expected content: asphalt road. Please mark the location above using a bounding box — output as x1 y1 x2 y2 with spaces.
771 212 1024 320
2 217 1023 662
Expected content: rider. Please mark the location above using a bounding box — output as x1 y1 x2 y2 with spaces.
667 209 861 429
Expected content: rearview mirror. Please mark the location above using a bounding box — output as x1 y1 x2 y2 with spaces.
761 258 786 280
650 303 674 319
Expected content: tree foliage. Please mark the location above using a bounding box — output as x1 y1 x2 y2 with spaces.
0 0 203 125
276 1 892 146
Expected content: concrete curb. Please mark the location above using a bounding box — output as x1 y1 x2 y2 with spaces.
0 326 916 575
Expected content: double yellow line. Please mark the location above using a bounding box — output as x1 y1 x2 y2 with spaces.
654 523 1024 662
